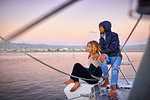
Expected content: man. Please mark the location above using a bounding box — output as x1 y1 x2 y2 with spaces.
93 20 122 99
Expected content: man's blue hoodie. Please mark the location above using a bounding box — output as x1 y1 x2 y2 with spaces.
99 21 122 58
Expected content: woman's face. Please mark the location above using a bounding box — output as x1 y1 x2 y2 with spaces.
87 43 92 53
99 25 105 33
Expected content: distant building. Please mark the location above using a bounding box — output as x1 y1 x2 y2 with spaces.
74 48 80 51
63 48 69 51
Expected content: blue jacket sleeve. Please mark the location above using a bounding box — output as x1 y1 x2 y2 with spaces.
100 34 119 54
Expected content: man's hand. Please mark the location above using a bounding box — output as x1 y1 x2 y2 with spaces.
100 54 106 63
92 53 99 60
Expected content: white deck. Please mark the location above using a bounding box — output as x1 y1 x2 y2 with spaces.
64 82 94 100
64 79 134 100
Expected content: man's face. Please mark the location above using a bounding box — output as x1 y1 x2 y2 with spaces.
99 25 105 33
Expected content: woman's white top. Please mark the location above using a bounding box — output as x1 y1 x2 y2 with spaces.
88 56 100 67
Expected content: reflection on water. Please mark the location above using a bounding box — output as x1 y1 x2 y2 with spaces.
0 52 143 99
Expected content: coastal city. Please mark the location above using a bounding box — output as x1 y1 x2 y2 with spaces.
0 42 145 52
0 43 87 52
0 47 87 52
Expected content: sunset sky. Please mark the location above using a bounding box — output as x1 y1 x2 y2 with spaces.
0 0 149 45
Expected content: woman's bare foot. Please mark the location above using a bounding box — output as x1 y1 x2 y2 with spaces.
100 78 109 87
64 79 74 85
70 82 80 92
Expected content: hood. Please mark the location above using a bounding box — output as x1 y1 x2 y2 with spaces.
99 21 112 33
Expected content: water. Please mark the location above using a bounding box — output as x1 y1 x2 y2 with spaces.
0 52 144 100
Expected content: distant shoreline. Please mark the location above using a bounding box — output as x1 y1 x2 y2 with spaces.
0 50 145 53
0 43 146 53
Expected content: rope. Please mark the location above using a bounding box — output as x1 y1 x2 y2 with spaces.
0 36 99 81
99 14 143 84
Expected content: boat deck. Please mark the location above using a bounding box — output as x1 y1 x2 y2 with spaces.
92 84 131 100
64 79 134 100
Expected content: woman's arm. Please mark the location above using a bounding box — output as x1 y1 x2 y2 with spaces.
91 53 99 60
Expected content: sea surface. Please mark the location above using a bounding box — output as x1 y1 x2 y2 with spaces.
0 52 144 100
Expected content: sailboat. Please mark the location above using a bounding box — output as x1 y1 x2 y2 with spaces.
64 49 135 100
64 0 150 100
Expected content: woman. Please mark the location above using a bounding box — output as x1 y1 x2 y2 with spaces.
64 40 102 92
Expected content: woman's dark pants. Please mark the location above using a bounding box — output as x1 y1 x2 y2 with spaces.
70 63 98 84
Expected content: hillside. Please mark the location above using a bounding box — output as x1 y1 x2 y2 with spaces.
0 42 146 52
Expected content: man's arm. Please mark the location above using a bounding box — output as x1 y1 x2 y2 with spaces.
100 34 120 54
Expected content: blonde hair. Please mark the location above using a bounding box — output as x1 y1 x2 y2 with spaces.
87 40 101 56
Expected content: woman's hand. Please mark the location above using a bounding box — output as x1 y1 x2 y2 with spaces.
92 53 99 60
88 54 91 59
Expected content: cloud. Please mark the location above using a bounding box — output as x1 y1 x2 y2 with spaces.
88 30 98 34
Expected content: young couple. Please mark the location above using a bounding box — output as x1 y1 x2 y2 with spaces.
64 21 122 99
